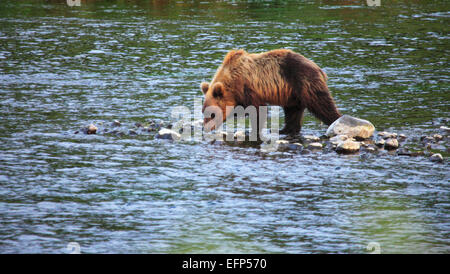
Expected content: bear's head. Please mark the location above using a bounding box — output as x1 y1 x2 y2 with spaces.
200 81 237 131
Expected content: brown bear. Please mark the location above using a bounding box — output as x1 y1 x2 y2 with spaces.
201 49 341 135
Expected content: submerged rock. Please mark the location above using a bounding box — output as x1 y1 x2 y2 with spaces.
155 128 181 140
112 120 121 127
397 148 412 156
335 140 360 154
430 153 443 163
326 115 375 139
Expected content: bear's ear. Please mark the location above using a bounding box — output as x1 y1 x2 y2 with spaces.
212 82 224 98
200 82 209 94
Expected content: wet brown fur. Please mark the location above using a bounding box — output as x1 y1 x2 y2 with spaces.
201 49 341 135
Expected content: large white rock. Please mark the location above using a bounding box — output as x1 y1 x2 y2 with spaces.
326 115 375 139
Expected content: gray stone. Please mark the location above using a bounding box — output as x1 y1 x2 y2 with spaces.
375 138 385 147
329 135 351 145
439 126 450 134
156 128 181 140
288 143 303 150
433 134 443 141
302 135 320 142
335 140 360 153
326 115 375 139
86 124 97 135
308 142 323 150
384 138 399 150
397 148 412 156
112 120 121 127
430 153 443 163
275 140 290 150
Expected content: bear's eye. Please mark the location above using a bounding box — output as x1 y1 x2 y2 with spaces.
211 113 215 119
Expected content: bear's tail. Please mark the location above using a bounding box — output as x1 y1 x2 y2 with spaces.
302 79 341 126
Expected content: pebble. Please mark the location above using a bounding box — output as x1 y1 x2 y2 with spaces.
375 138 385 147
433 134 443 141
336 140 360 153
439 126 450 134
288 143 303 150
384 138 399 150
308 142 323 150
329 135 350 145
86 124 97 134
430 153 443 163
155 128 181 140
302 135 320 142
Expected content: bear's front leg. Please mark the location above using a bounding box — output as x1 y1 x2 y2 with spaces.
280 106 305 136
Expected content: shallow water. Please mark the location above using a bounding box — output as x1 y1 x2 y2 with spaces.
0 0 449 253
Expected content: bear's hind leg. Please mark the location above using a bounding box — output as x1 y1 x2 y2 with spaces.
280 106 305 136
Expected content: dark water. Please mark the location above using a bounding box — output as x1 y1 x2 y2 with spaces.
0 0 449 253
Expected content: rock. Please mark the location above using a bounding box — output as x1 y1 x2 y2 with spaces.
129 129 137 135
384 138 399 150
433 134 443 141
302 135 320 142
135 122 143 128
398 134 407 141
375 138 385 147
335 140 360 153
287 143 303 151
378 131 397 139
439 126 450 134
308 142 323 150
112 120 121 127
421 136 435 143
326 115 375 139
329 135 351 145
155 128 181 140
234 131 246 141
364 146 377 153
397 148 412 156
275 140 290 150
86 124 97 135
430 153 443 163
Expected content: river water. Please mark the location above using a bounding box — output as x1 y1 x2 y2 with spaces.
0 0 448 253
